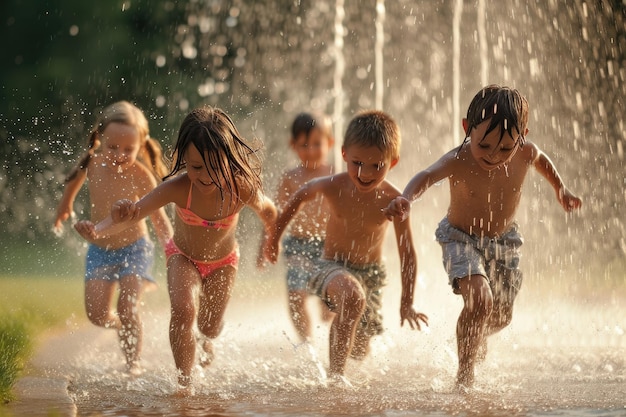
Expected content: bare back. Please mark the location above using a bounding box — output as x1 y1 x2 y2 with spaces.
316 173 400 265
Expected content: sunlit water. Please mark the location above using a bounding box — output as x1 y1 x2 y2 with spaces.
25 263 625 417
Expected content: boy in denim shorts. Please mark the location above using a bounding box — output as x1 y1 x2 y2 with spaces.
265 110 429 382
385 85 582 388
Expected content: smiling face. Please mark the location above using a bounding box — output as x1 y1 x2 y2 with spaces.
342 144 397 192
466 118 523 171
184 144 227 194
100 122 141 172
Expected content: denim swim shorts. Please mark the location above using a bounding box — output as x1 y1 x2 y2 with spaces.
85 236 155 283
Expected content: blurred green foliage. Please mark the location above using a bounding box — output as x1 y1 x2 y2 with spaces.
0 0 625 275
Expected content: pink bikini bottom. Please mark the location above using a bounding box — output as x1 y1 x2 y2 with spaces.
165 239 239 279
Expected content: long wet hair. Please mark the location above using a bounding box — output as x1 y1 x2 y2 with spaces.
343 110 401 161
290 112 333 143
164 106 263 210
65 101 167 182
462 84 529 148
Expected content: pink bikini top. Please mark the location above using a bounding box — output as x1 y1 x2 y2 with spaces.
175 184 238 229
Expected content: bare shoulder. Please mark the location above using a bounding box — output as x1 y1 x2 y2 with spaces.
377 179 402 200
431 145 469 177
132 162 159 187
515 140 541 164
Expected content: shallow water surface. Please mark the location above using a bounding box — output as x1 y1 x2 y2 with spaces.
28 275 625 417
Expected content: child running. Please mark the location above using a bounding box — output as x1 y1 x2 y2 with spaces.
76 106 277 395
273 112 335 342
384 85 582 389
264 110 429 382
54 100 173 375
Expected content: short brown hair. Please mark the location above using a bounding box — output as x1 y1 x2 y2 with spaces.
343 110 401 160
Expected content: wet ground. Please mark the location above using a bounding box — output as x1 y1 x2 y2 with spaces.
7 275 626 417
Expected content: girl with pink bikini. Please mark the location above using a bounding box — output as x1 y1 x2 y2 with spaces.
75 106 277 395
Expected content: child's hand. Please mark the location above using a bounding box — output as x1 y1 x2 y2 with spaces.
559 188 582 212
74 220 98 242
112 199 139 222
53 204 75 233
383 196 411 221
400 305 429 331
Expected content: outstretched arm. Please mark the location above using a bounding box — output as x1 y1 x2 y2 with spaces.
530 143 582 212
393 216 429 330
249 191 278 268
384 151 455 221
90 180 175 239
263 180 320 263
54 169 87 233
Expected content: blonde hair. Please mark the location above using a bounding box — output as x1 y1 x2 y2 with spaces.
65 101 166 182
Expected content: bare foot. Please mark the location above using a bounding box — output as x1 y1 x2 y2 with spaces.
199 338 214 368
327 373 354 388
174 375 194 397
174 384 195 398
125 362 144 377
456 367 475 390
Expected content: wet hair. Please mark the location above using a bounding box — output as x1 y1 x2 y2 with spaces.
290 112 333 143
65 101 167 182
343 110 401 161
164 106 263 209
463 84 529 147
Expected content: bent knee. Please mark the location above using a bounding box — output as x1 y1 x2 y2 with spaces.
325 275 366 317
459 274 494 314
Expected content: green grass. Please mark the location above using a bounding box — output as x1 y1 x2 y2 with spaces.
0 276 84 404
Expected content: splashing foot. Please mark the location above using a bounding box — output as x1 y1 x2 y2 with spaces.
327 373 354 388
198 337 214 368
174 375 195 397
125 362 144 377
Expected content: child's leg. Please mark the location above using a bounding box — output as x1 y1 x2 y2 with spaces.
167 256 201 387
85 279 121 330
455 274 493 387
324 272 366 376
486 264 523 336
117 274 144 371
288 289 311 341
196 266 236 360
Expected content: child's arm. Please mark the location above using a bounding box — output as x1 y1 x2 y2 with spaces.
93 180 175 238
54 168 87 233
263 179 321 263
384 151 455 220
248 190 278 237
529 143 582 212
393 215 429 330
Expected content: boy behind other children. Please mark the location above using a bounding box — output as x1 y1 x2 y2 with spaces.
274 112 335 341
265 110 429 382
385 85 582 389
